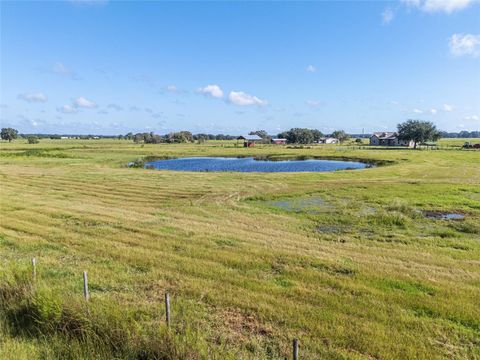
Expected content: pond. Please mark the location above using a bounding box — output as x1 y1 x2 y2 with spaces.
145 157 369 173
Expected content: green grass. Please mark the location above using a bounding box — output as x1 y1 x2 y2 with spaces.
1 138 479 359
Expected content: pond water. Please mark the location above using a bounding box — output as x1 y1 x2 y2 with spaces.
145 157 368 173
422 211 465 220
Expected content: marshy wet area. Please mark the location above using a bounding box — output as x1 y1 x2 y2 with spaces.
265 197 334 214
422 211 465 220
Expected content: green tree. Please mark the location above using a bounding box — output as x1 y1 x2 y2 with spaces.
331 130 349 143
27 136 39 144
311 129 324 142
249 130 270 140
279 128 322 144
1 128 18 142
397 119 441 149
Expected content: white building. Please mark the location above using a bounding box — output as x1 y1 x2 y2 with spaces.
318 137 339 144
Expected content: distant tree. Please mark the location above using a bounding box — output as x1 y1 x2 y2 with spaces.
310 129 323 142
195 133 209 143
1 128 18 142
249 130 270 140
355 138 363 144
27 136 39 144
279 128 322 144
331 130 349 143
175 131 193 143
397 119 441 149
144 132 163 144
133 133 142 143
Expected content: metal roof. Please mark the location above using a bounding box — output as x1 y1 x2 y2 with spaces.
237 134 263 140
371 132 397 139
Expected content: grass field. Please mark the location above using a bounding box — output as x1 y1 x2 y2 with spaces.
1 138 479 359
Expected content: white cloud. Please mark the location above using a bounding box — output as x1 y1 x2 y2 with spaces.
197 84 224 98
306 100 322 108
18 92 48 103
423 0 473 13
449 33 480 57
228 91 267 106
162 84 187 95
464 115 479 121
57 104 78 114
429 108 438 114
390 100 400 105
18 115 44 128
443 103 454 112
382 8 395 24
402 0 474 13
413 108 423 114
306 65 317 73
52 62 77 78
74 96 97 109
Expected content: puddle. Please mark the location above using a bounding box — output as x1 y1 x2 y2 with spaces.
316 225 348 234
422 211 465 220
266 197 334 214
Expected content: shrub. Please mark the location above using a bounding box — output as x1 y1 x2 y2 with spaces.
27 136 39 144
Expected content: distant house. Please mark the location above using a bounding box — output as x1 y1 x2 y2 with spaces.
370 132 414 147
318 137 339 144
271 138 287 145
237 134 263 147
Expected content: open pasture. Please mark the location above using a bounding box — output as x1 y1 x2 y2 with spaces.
1 139 479 359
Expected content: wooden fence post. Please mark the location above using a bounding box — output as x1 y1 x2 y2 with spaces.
165 292 170 327
31 258 36 280
83 271 89 300
293 338 299 360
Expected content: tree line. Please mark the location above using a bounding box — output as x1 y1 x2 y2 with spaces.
119 132 237 143
439 131 480 138
2 121 477 146
248 129 350 144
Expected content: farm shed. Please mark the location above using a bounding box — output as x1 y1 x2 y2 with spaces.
237 134 263 147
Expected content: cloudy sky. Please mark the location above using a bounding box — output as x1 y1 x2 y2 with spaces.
1 0 479 135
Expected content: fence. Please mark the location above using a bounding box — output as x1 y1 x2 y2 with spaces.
28 257 301 359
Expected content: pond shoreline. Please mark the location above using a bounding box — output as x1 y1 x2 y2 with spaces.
141 156 372 173
127 154 391 169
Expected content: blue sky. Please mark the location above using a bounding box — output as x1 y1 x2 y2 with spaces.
1 0 479 135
